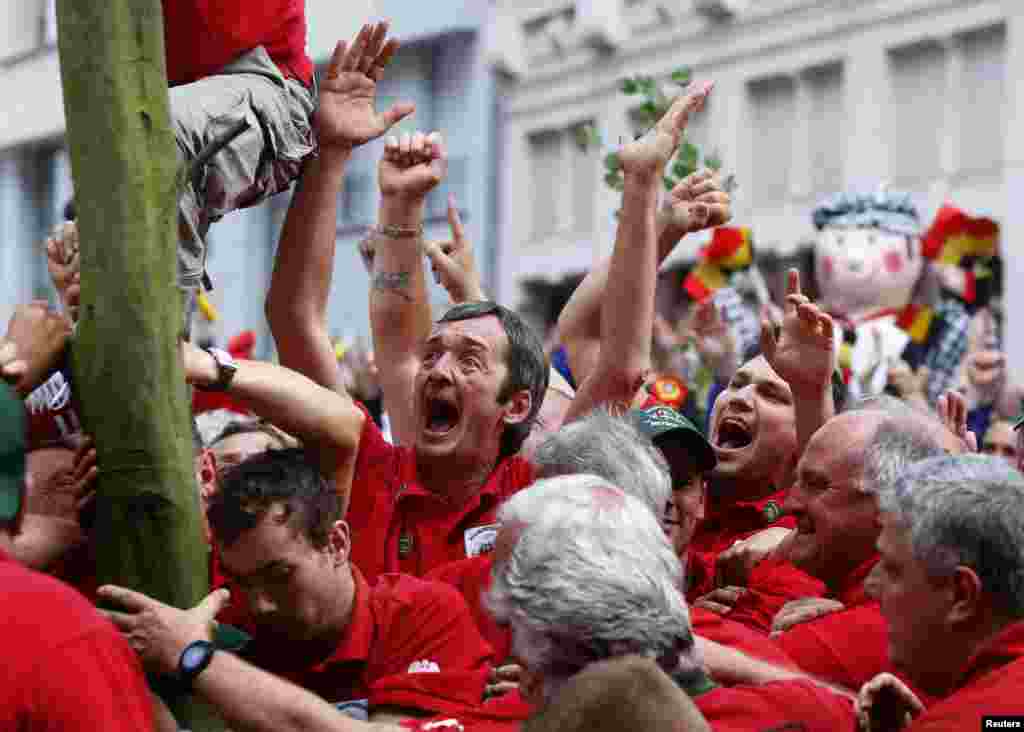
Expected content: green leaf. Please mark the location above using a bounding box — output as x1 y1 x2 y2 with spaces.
637 76 657 97
604 152 621 172
639 100 659 123
604 172 625 191
621 77 639 94
672 157 693 180
663 176 676 192
681 142 700 167
705 152 723 171
670 68 692 86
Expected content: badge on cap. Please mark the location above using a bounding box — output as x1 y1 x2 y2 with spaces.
762 501 782 524
650 376 688 409
464 524 499 558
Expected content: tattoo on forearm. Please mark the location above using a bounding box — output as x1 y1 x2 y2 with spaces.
373 271 413 301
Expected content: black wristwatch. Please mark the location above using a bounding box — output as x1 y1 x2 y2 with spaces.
177 639 216 690
197 347 237 392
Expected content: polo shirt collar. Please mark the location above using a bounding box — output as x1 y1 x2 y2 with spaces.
398 453 509 540
316 568 374 666
832 554 880 606
707 486 787 524
954 619 1024 690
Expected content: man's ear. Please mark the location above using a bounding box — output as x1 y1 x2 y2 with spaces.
329 520 351 566
947 565 984 628
501 389 533 427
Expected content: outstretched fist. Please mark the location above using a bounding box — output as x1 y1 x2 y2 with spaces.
660 168 732 238
317 21 415 150
379 131 448 201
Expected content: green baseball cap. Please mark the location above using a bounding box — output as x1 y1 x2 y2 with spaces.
1015 413 1024 432
630 405 717 473
0 383 25 523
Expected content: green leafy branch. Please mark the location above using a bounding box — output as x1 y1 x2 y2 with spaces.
575 67 728 194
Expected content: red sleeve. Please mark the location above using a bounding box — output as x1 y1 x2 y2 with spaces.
198 0 295 51
696 680 856 732
29 626 153 731
685 549 717 602
725 557 827 633
426 557 512 663
368 578 495 714
347 403 399 524
690 607 796 668
776 604 889 690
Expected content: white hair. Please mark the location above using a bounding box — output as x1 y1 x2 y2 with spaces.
530 408 671 518
879 454 1024 618
489 474 698 703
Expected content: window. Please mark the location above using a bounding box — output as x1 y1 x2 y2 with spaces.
888 41 947 182
748 75 796 204
958 24 1006 173
804 63 844 193
528 129 564 239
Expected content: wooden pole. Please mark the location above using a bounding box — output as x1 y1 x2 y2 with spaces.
55 1 219 727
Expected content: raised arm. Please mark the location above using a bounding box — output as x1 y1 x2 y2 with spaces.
565 83 733 420
369 131 447 445
266 22 413 390
760 269 836 460
183 343 365 514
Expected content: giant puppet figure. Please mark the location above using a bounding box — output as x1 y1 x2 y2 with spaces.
812 191 998 403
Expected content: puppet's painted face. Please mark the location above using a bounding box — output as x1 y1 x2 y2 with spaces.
815 226 923 317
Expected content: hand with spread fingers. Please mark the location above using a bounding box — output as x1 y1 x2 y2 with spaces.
659 168 733 239
886 360 929 410
97 585 231 676
2 302 72 397
378 131 448 202
681 297 737 385
770 597 845 636
316 21 414 151
761 269 836 396
485 664 522 699
855 672 924 732
424 194 484 304
617 81 714 181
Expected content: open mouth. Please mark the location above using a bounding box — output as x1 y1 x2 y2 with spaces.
423 393 461 437
715 417 753 450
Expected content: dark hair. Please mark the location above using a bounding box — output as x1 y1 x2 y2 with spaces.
438 301 549 459
206 448 338 549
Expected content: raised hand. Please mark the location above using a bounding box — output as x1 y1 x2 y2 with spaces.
937 389 978 452
617 81 714 180
682 297 737 383
378 131 447 201
45 221 81 322
316 22 415 150
761 269 835 395
2 302 72 397
659 168 733 238
424 194 484 304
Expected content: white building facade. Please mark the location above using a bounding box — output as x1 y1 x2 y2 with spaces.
490 0 1024 369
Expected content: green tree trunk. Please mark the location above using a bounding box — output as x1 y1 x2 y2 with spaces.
55 2 219 728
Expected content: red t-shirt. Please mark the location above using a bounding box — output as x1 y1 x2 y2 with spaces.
691 487 796 556
401 688 533 732
0 549 153 731
426 555 512 663
347 411 535 583
690 606 796 668
242 570 494 714
774 557 889 690
723 556 827 633
163 0 313 86
696 679 856 732
908 621 1024 730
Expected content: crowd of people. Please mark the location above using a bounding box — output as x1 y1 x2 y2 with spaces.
3 5 1024 731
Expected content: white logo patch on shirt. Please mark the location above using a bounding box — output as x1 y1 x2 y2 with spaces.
408 659 441 674
421 720 464 731
464 524 499 558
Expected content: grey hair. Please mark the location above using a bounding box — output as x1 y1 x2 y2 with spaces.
530 408 671 518
860 417 948 496
878 454 1024 618
842 394 917 416
489 474 698 702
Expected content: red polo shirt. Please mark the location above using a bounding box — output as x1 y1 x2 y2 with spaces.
347 410 534 583
908 621 1024 730
242 570 494 713
690 606 796 668
0 549 153 731
426 555 512 663
696 679 856 732
401 688 532 732
775 557 889 690
691 487 795 556
163 0 313 86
